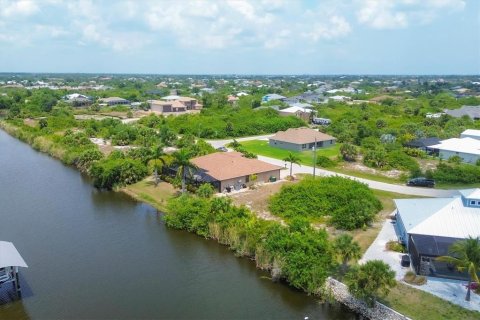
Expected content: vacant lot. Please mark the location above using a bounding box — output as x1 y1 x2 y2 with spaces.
122 178 176 212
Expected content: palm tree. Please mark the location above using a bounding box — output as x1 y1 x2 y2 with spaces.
172 149 198 194
345 260 396 307
283 153 301 179
333 234 361 275
437 236 480 301
148 145 165 186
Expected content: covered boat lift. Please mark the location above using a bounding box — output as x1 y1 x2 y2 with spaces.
0 241 28 297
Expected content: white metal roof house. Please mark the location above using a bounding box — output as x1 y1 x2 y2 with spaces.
430 137 480 164
460 129 480 140
394 190 480 278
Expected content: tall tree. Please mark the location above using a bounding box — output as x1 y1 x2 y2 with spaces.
345 260 396 307
283 153 301 178
333 234 361 275
172 149 198 193
437 236 480 301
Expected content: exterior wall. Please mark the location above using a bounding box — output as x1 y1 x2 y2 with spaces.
150 103 168 113
395 211 409 247
269 139 335 152
439 150 480 164
219 170 281 192
269 139 302 151
106 100 129 106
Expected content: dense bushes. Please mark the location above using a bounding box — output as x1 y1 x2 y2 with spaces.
269 177 382 230
164 195 335 294
427 162 480 184
167 107 305 139
90 158 148 190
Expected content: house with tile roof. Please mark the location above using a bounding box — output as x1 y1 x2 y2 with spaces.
148 96 202 114
191 152 282 192
394 190 480 279
269 128 336 152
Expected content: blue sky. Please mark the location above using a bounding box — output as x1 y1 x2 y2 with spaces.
0 0 478 74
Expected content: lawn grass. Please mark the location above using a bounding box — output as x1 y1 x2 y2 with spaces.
241 140 340 166
380 283 480 320
241 140 407 185
122 178 176 212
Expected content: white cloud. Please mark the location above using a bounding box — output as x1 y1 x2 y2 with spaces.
356 0 466 29
303 15 352 41
0 0 39 17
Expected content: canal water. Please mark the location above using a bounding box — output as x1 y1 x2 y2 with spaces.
0 130 357 319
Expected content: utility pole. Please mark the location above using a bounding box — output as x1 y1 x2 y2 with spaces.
313 137 317 178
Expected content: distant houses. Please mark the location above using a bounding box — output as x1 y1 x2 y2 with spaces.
148 96 203 114
445 105 480 120
394 189 480 279
269 128 336 152
405 137 441 152
191 152 282 192
278 105 315 121
98 97 130 106
262 94 286 103
63 93 92 106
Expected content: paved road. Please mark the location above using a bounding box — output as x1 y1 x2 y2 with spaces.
206 137 458 197
258 155 458 197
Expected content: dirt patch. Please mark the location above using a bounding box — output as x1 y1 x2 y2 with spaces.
23 118 38 127
417 158 438 172
228 181 296 223
340 161 404 179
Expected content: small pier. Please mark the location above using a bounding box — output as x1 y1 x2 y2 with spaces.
0 241 28 298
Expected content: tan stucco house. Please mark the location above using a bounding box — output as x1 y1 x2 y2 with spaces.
269 128 336 152
191 152 282 192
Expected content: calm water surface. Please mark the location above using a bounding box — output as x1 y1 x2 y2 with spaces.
0 130 357 319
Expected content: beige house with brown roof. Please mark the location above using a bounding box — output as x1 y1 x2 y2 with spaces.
191 152 282 192
269 128 336 152
148 96 203 114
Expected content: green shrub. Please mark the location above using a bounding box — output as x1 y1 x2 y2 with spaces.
197 183 215 198
164 194 335 294
90 158 148 190
316 155 336 167
269 177 382 230
403 271 427 286
429 162 480 184
385 240 406 253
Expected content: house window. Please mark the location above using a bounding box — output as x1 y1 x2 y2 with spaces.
471 200 477 206
302 144 306 148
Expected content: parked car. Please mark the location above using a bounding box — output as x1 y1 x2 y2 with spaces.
407 177 435 188
401 254 411 267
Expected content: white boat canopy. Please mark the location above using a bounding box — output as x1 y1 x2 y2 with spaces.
0 241 28 269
